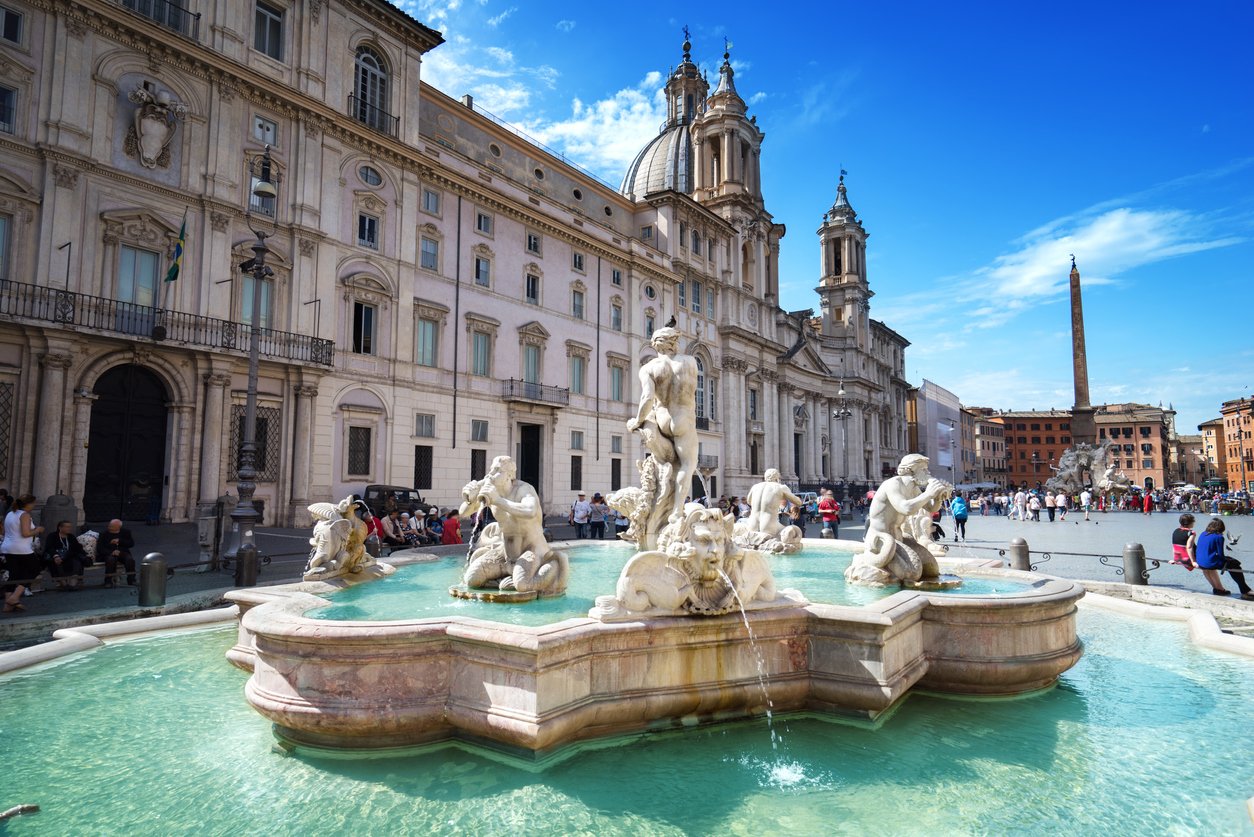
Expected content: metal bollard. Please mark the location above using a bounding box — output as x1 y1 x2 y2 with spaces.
1122 543 1148 586
235 543 260 587
138 552 168 607
1007 537 1031 571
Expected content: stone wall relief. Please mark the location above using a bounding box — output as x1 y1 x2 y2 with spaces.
124 82 188 169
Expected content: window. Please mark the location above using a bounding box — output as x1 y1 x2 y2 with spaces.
0 5 21 44
645 313 655 335
254 2 284 61
252 115 277 145
231 405 281 482
610 365 624 402
1045 436 1055 445
644 284 656 300
692 230 701 255
748 389 759 421
523 344 541 384
414 445 433 490
612 268 623 286
416 317 438 367
471 331 491 376
476 211 493 235
118 245 160 306
241 274 273 329
691 280 702 314
353 46 391 133
678 281 686 307
611 435 623 454
526 232 541 254
352 301 375 354
641 225 653 240
357 213 379 249
571 430 584 450
525 274 540 305
680 221 688 247
570 355 586 394
471 419 489 442
249 175 276 217
571 289 584 319
570 455 582 490
422 188 441 214
415 413 435 437
359 165 382 187
611 458 622 491
706 287 714 317
572 251 585 272
420 237 439 271
1142 458 1153 469
474 256 490 287
471 448 487 480
709 378 717 420
610 304 622 331
1030 423 1040 431
0 214 10 281
347 426 372 476
695 357 706 419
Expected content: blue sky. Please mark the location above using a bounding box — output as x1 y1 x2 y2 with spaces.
402 0 1254 434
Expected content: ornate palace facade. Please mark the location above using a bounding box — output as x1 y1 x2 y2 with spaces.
0 0 910 521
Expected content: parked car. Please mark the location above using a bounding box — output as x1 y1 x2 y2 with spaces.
362 485 434 517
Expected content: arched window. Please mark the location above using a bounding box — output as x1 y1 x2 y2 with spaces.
695 357 706 419
354 46 392 133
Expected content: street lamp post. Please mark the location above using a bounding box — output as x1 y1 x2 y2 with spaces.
224 145 279 586
832 381 852 503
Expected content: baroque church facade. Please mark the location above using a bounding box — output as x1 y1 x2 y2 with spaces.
0 0 910 522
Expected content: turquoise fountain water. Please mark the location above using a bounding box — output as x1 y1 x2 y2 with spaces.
310 542 1034 625
0 606 1250 834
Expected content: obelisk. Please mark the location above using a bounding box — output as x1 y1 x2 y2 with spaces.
1068 256 1096 446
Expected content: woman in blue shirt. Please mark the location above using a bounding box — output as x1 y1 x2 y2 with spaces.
1195 518 1253 599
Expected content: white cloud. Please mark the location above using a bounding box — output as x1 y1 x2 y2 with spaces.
556 19 576 32
420 31 558 117
523 74 668 183
748 91 767 105
486 5 516 27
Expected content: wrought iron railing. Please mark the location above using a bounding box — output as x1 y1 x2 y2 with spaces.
119 0 201 39
501 379 569 406
0 280 334 366
349 94 399 137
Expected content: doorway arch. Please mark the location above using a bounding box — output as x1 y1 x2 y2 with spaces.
84 364 169 521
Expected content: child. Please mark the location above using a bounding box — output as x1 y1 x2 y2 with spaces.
1169 513 1196 571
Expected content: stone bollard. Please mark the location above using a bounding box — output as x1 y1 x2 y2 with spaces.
234 543 260 587
1007 537 1031 571
138 552 168 607
1122 543 1148 586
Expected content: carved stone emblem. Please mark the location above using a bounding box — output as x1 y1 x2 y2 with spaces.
124 84 188 169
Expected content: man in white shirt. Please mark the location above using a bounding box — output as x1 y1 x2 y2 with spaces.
1079 489 1092 521
1013 489 1028 521
569 492 592 539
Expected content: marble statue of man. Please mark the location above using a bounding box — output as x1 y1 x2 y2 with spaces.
847 454 951 585
745 468 803 537
625 324 698 538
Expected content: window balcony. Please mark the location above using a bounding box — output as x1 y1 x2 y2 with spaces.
502 379 569 407
119 0 201 40
349 94 399 138
0 280 334 366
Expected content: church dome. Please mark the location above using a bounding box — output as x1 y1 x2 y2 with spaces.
619 122 693 198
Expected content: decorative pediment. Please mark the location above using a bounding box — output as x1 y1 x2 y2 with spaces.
465 312 500 334
0 53 34 80
518 321 550 347
570 278 587 293
355 191 387 214
471 242 493 256
231 239 293 273
419 222 440 235
524 261 542 276
565 340 592 358
341 273 390 307
101 209 181 256
610 294 623 306
414 299 449 324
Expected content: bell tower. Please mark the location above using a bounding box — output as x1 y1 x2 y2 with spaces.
664 31 708 129
817 173 871 346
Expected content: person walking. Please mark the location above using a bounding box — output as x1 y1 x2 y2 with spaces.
1 494 43 612
1045 491 1056 522
569 492 592 539
818 490 840 538
950 493 970 542
1080 488 1092 521
1195 518 1253 599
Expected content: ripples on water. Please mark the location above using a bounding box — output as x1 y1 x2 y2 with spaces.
0 610 1250 835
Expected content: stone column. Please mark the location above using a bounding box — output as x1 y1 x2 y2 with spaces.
68 388 98 508
725 367 743 476
290 384 318 523
166 404 194 522
33 352 73 498
811 396 823 481
777 386 791 481
722 130 734 183
199 371 231 504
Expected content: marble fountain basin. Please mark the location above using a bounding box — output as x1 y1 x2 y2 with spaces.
225 546 1083 757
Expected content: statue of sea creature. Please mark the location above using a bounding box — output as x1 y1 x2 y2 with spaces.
303 496 373 581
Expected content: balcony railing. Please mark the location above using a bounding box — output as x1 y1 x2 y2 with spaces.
0 280 334 366
119 0 201 40
697 454 719 469
349 94 399 138
502 379 569 407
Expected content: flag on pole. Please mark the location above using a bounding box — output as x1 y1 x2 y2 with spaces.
164 212 187 283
